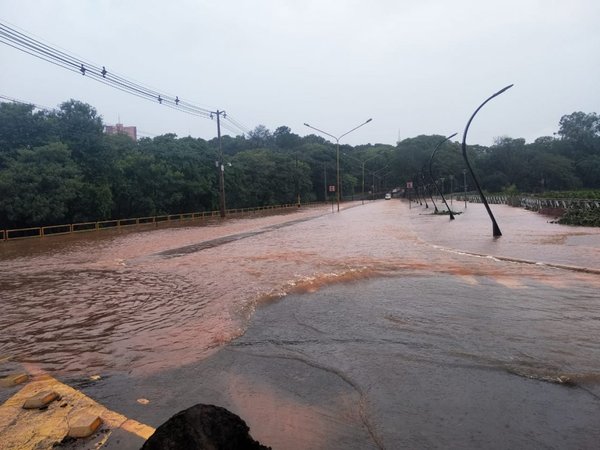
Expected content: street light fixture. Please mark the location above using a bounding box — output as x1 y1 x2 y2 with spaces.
370 165 389 200
304 118 373 212
428 133 457 219
463 168 467 208
461 84 513 237
342 152 379 204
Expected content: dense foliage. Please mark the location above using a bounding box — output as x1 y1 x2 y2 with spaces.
558 207 600 227
1 100 599 229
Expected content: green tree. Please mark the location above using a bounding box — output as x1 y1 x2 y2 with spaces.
558 112 599 143
56 100 104 172
575 156 600 188
274 126 301 149
557 112 600 159
139 134 216 213
0 143 83 227
0 102 57 163
530 152 581 192
248 125 273 149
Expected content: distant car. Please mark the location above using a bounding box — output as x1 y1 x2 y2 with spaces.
384 193 391 200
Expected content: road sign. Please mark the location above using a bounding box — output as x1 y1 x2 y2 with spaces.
328 185 336 192
406 181 413 188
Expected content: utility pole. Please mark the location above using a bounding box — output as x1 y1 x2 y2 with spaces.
214 110 226 218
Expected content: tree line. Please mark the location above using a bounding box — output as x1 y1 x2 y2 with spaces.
1 99 599 229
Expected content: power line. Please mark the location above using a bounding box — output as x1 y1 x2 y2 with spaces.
0 23 189 110
224 114 252 135
0 21 249 136
0 93 53 111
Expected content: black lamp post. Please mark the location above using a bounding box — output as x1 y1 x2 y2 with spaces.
461 84 513 237
463 169 467 208
428 133 457 220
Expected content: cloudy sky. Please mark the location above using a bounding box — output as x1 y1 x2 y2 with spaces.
1 0 599 146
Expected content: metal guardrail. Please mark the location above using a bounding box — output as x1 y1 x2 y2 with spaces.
1 204 299 242
457 195 600 210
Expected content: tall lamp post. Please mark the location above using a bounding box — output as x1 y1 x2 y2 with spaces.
428 133 457 219
370 165 389 200
304 118 373 212
463 168 467 208
343 152 379 204
461 84 513 237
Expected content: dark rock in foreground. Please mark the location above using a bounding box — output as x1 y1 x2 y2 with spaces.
141 404 271 450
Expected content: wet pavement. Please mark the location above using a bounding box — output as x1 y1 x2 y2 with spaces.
2 200 600 449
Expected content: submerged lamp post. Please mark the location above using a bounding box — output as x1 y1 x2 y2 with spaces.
419 171 429 208
304 119 373 212
428 133 457 219
461 84 513 237
421 168 436 210
463 169 467 208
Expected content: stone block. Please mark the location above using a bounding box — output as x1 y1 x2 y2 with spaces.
0 373 28 387
68 414 102 438
22 390 59 409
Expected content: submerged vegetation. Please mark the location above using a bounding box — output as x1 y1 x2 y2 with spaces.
558 207 600 227
530 190 600 200
1 100 599 229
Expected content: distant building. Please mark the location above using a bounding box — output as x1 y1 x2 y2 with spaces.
104 123 137 141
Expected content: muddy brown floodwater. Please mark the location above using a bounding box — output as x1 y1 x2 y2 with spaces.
1 200 600 449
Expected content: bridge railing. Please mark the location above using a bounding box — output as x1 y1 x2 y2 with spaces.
455 194 600 210
1 203 301 242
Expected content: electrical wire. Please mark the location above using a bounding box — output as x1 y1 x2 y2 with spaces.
223 114 252 135
0 93 53 111
0 21 250 135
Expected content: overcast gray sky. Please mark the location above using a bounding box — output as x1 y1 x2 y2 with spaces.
1 0 599 146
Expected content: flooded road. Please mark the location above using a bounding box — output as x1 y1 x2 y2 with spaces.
2 200 600 448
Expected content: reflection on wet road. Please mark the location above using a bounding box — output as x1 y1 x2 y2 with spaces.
2 201 600 448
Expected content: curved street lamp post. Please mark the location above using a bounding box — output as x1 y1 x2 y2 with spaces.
421 168 436 210
463 169 467 208
418 171 429 208
304 119 373 212
428 133 458 220
461 84 513 237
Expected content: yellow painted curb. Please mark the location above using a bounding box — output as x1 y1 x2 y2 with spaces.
0 373 155 449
